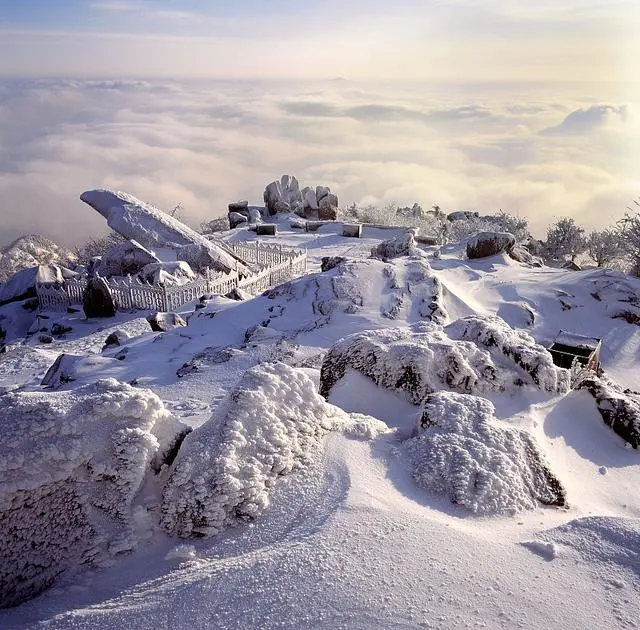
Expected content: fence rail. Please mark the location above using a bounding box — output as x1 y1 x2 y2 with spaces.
36 243 307 313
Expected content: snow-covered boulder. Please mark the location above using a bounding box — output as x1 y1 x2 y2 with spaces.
320 317 569 403
263 175 304 216
0 379 190 608
466 231 516 259
139 261 195 286
448 211 479 222
321 256 346 272
446 315 570 392
160 363 346 538
228 211 248 229
402 392 566 514
508 244 543 267
146 311 187 332
371 231 419 260
92 239 160 278
83 276 117 318
577 376 640 448
80 189 251 276
102 329 131 351
41 353 121 388
0 264 64 306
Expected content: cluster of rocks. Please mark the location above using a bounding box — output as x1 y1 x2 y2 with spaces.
263 175 338 221
225 175 339 229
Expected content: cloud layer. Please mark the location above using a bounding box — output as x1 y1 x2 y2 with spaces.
0 78 637 246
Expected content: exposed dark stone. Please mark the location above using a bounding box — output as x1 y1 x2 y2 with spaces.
102 329 131 351
321 256 346 272
51 323 72 336
38 334 53 344
577 376 640 448
466 232 516 259
225 288 248 301
82 277 117 318
146 312 187 333
508 244 543 267
21 298 39 312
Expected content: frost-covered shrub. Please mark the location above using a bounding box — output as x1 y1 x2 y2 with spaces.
161 363 347 538
320 317 569 403
403 392 566 514
0 379 189 608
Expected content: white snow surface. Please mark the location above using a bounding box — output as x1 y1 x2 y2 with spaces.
1 218 639 628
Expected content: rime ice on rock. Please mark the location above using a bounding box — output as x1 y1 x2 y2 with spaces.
0 379 190 608
80 189 251 276
320 317 570 402
161 363 348 538
404 391 566 514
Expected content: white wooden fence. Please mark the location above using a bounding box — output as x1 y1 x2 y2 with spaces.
36 243 307 313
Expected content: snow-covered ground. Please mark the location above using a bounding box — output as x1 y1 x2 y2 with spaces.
1 219 639 629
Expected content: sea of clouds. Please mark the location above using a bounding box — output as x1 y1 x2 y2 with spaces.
0 77 637 246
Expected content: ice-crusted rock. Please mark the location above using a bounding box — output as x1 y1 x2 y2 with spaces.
403 392 566 514
508 244 543 267
160 363 348 538
448 211 479 222
466 231 516 259
102 329 131 351
139 261 195 286
83 276 117 318
321 256 346 272
0 264 64 307
371 231 419 260
263 175 304 216
147 311 187 332
80 189 250 276
446 315 569 392
577 376 640 448
320 317 569 402
41 353 121 388
0 379 190 608
92 240 159 278
228 211 249 229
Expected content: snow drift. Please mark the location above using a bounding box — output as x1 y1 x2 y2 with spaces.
320 316 570 403
0 379 190 608
403 391 566 514
161 363 357 538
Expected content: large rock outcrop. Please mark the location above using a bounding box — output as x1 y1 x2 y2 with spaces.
80 189 251 276
160 363 347 538
403 391 566 514
263 176 338 220
466 231 516 259
0 379 190 608
320 317 569 402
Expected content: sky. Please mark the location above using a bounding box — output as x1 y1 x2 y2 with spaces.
0 1 638 247
0 1 638 81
